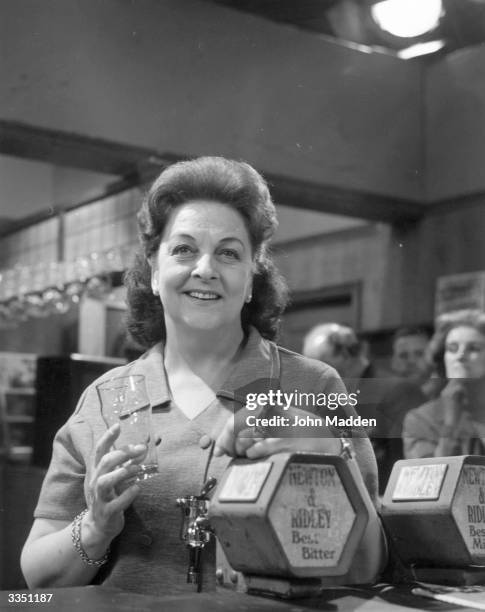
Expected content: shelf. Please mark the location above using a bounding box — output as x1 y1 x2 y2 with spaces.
10 446 32 454
8 446 33 462
4 416 34 423
0 352 37 462
3 388 35 396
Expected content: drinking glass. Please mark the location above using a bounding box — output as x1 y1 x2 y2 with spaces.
97 374 159 480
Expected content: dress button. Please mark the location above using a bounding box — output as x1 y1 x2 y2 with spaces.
199 434 212 449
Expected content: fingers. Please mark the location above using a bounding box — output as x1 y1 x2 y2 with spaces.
95 423 148 468
245 437 342 459
94 423 121 466
89 428 146 517
87 462 142 539
214 404 278 457
96 464 140 500
97 443 147 476
234 429 264 455
85 426 148 543
107 483 140 514
85 481 141 542
214 419 265 457
214 415 236 457
246 438 283 459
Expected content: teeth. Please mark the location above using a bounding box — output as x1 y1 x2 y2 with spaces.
188 291 219 300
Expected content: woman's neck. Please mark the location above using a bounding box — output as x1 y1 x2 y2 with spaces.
163 322 245 383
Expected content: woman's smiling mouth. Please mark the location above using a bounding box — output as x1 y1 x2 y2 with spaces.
185 290 221 301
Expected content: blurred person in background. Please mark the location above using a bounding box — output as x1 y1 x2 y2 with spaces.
302 323 371 387
303 323 425 494
403 309 485 458
391 326 430 383
390 326 441 399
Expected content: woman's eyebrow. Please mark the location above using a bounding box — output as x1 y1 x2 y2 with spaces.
219 237 245 247
167 233 247 250
167 233 195 241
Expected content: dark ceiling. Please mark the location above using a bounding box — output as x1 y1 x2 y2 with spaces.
208 0 485 58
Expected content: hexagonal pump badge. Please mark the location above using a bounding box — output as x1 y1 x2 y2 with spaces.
452 462 485 563
209 453 370 578
268 461 356 570
381 455 485 569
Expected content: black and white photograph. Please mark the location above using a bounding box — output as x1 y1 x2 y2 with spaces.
2 1 485 610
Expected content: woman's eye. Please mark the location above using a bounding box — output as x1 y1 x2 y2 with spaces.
171 244 195 257
446 342 485 354
469 344 485 353
219 248 240 260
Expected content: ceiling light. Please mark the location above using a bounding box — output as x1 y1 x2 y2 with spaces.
371 0 443 38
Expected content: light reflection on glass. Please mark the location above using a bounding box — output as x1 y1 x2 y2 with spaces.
0 246 130 326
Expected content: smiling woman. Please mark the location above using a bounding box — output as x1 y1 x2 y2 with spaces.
21 157 385 595
126 157 287 347
151 201 254 340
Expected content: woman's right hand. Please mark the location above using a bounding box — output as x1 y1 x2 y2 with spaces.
441 379 468 426
21 422 145 588
84 423 144 546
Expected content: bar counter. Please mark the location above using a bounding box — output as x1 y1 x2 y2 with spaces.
0 585 481 612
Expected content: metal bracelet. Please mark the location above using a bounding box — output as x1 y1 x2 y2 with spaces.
71 509 109 567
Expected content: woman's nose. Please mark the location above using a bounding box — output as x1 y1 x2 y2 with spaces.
191 254 218 279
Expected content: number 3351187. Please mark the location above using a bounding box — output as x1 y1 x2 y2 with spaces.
8 593 53 603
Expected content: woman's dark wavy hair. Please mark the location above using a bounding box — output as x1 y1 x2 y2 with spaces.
428 309 485 379
125 156 289 348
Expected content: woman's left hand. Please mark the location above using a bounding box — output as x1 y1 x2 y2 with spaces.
243 436 342 458
213 406 341 458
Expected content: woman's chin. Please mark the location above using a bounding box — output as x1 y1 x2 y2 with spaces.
179 315 234 333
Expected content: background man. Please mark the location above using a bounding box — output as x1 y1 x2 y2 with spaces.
390 326 441 399
303 323 425 494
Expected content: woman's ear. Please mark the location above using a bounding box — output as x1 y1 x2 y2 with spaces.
149 257 159 296
245 272 254 304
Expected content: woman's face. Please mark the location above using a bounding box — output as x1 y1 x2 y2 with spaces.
444 325 485 379
151 200 254 335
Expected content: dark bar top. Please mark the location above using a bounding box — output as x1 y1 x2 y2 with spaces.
0 585 480 612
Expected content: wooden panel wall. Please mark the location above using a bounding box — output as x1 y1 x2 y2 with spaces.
397 201 485 325
274 200 485 334
274 224 393 332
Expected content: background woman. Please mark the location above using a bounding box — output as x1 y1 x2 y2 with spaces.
21 157 384 594
403 309 485 458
